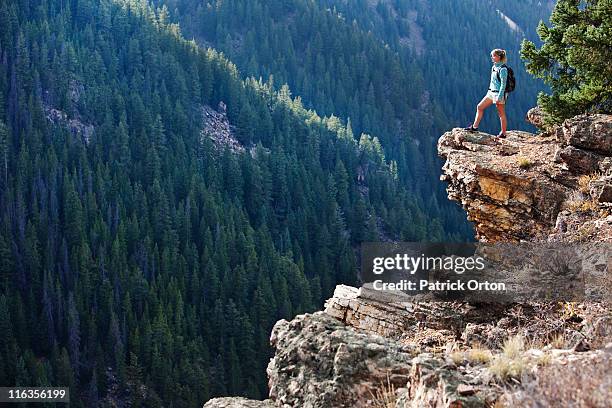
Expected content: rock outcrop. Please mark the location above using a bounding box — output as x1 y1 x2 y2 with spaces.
438 113 612 242
266 311 414 408
201 101 245 153
204 285 611 408
525 106 545 129
203 279 610 407
44 105 95 144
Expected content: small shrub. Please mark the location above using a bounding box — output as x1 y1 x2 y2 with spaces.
565 190 585 211
517 157 532 169
559 301 580 320
536 352 552 366
577 172 601 194
467 347 493 364
489 335 528 381
449 351 465 365
502 335 525 359
369 371 397 408
565 190 598 213
500 352 612 407
489 354 527 381
549 332 566 349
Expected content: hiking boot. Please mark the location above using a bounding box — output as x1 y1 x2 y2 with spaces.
464 124 479 132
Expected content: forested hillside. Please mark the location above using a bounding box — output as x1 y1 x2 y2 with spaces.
0 0 465 405
152 0 476 234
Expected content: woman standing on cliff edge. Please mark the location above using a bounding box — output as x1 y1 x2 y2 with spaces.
464 49 510 138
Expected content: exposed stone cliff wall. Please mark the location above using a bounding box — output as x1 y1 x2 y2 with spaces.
438 113 611 242
206 284 611 408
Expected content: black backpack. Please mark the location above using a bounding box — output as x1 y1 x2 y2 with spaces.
496 64 515 93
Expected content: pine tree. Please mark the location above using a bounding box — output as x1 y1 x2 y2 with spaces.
520 0 612 125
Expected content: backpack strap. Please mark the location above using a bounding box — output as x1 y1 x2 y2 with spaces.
495 64 508 82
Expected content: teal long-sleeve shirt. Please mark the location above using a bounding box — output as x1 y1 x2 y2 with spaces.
489 61 508 97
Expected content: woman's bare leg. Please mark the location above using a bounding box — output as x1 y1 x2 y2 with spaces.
473 96 494 128
496 102 507 133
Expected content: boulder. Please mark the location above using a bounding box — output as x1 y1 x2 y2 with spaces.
555 145 605 174
525 106 545 129
557 113 612 155
266 311 413 408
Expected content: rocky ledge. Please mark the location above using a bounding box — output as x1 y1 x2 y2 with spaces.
205 285 611 408
438 112 612 242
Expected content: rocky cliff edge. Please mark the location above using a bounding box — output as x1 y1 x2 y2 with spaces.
438 110 611 242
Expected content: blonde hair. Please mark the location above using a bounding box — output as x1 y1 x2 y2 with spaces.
491 48 507 63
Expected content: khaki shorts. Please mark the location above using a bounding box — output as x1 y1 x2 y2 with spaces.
486 90 507 104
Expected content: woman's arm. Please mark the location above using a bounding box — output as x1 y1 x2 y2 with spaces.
497 67 508 101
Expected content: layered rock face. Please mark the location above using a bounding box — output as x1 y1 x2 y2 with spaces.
205 285 611 408
266 311 414 408
203 111 611 408
438 113 612 242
